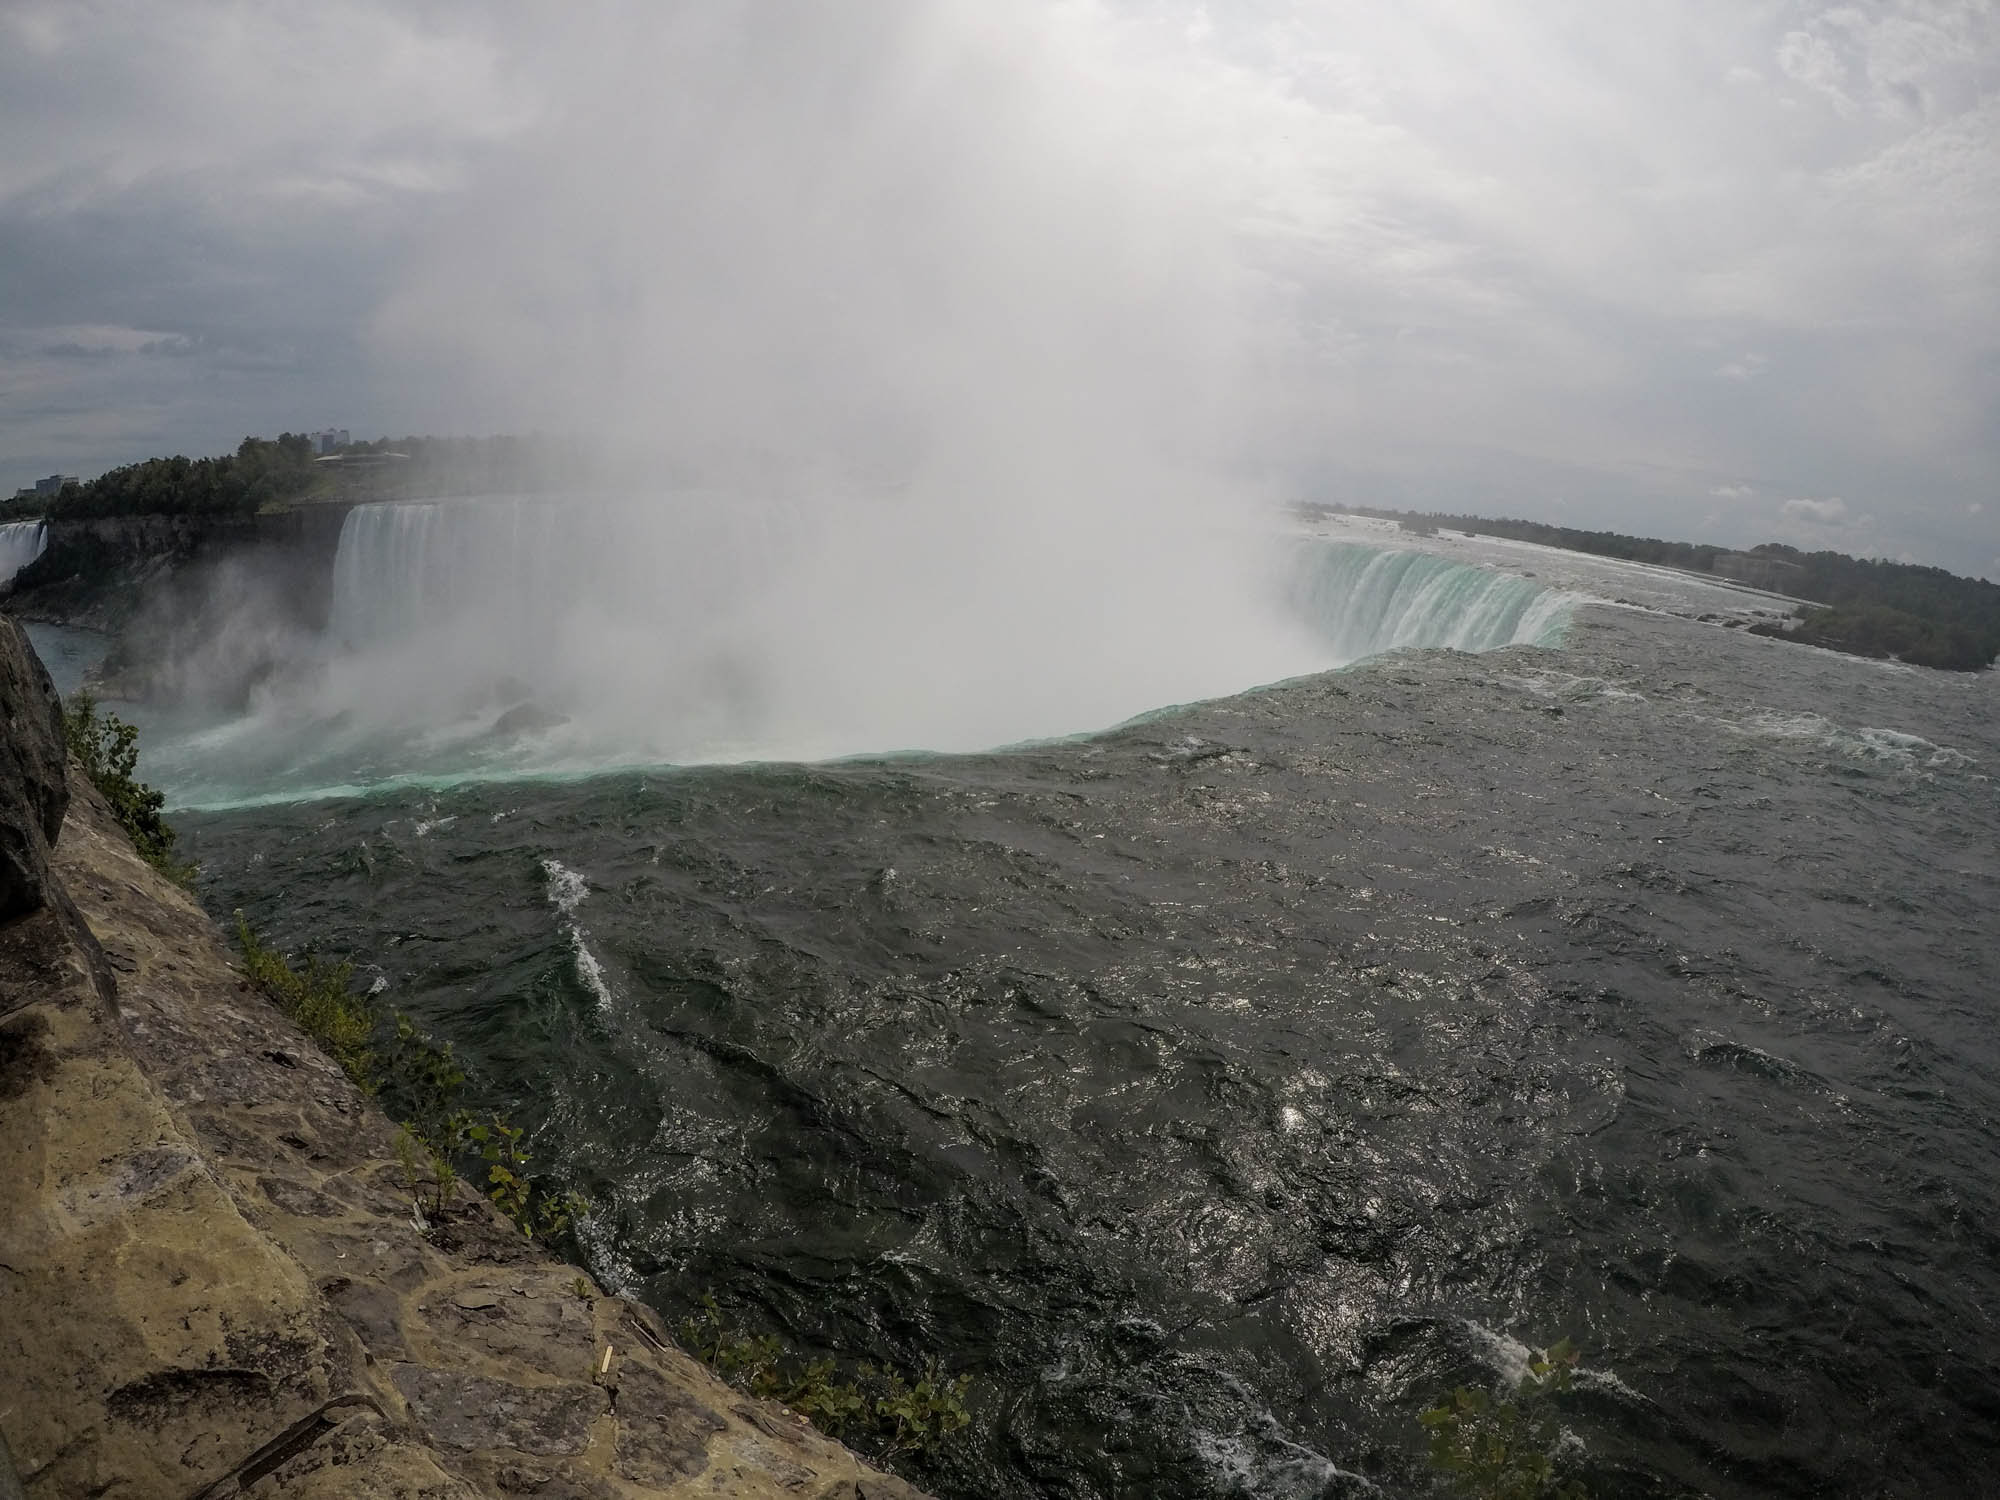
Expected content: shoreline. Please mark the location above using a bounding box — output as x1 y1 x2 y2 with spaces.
0 621 930 1499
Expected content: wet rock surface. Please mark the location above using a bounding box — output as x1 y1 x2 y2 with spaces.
390 1367 607 1456
0 616 66 920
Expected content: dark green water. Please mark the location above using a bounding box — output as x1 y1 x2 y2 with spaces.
183 603 2000 1498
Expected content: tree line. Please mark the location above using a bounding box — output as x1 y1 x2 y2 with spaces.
47 434 323 519
36 433 584 518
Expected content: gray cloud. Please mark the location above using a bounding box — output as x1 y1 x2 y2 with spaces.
1 0 1994 574
1782 496 1852 523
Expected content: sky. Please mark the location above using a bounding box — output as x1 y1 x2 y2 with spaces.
2 1 1995 576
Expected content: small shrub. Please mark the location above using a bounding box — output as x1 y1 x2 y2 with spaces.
394 1124 423 1197
678 1294 974 1462
871 1358 973 1457
234 922 592 1247
395 1122 460 1223
62 691 192 882
234 913 375 1089
378 1012 468 1151
469 1116 533 1231
772 1358 871 1439
1419 1338 1590 1500
537 1188 588 1240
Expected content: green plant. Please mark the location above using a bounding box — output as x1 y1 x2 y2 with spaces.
468 1116 532 1231
763 1358 870 1439
394 1122 458 1224
425 1142 460 1220
234 914 375 1088
1419 1339 1589 1500
379 1012 468 1150
678 1295 974 1462
463 1113 586 1240
538 1190 587 1240
233 920 588 1245
872 1359 972 1457
394 1124 424 1198
62 691 192 881
681 1294 781 1377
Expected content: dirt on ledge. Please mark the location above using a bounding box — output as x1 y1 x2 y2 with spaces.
0 769 932 1500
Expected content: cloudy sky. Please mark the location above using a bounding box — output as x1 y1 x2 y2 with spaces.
3 1 1995 575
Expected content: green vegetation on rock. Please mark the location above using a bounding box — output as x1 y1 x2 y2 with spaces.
1419 1338 1590 1500
679 1294 973 1463
39 431 587 519
235 915 376 1088
232 919 583 1242
229 916 971 1478
61 691 191 881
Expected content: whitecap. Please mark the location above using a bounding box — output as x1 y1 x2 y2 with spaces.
541 857 612 1010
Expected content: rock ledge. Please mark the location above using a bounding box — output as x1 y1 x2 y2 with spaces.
0 628 929 1498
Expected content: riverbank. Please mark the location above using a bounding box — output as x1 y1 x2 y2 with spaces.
0 620 927 1498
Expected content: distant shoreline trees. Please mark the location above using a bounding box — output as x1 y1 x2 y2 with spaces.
49 434 323 519
37 433 585 520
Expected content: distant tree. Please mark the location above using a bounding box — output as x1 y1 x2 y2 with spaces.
48 435 323 519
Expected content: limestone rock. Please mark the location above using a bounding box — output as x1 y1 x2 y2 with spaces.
0 616 67 921
612 1361 725 1486
390 1366 608 1455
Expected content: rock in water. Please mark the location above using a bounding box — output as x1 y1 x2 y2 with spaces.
0 615 69 920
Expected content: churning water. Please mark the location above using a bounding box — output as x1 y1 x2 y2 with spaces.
176 527 2000 1499
146 500 1571 808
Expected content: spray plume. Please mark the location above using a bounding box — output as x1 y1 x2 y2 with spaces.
176 2 1334 781
146 4 1487 803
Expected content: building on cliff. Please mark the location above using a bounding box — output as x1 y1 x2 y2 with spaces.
9 475 78 502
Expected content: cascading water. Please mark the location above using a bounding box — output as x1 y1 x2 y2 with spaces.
330 499 1569 669
1286 541 1571 658
150 499 1575 808
0 520 46 586
328 494 787 654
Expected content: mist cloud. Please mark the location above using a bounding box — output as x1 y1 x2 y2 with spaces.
1 0 1995 573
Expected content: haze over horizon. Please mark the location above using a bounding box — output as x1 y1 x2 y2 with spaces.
2 1 1995 577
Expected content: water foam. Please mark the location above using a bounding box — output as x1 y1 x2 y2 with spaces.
542 857 613 1011
1715 708 1975 773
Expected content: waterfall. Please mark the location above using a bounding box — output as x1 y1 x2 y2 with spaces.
1287 541 1570 660
331 502 1570 670
328 495 784 654
0 520 46 586
150 501 1583 806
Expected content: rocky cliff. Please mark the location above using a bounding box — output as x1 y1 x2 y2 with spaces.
0 617 928 1500
0 506 357 707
